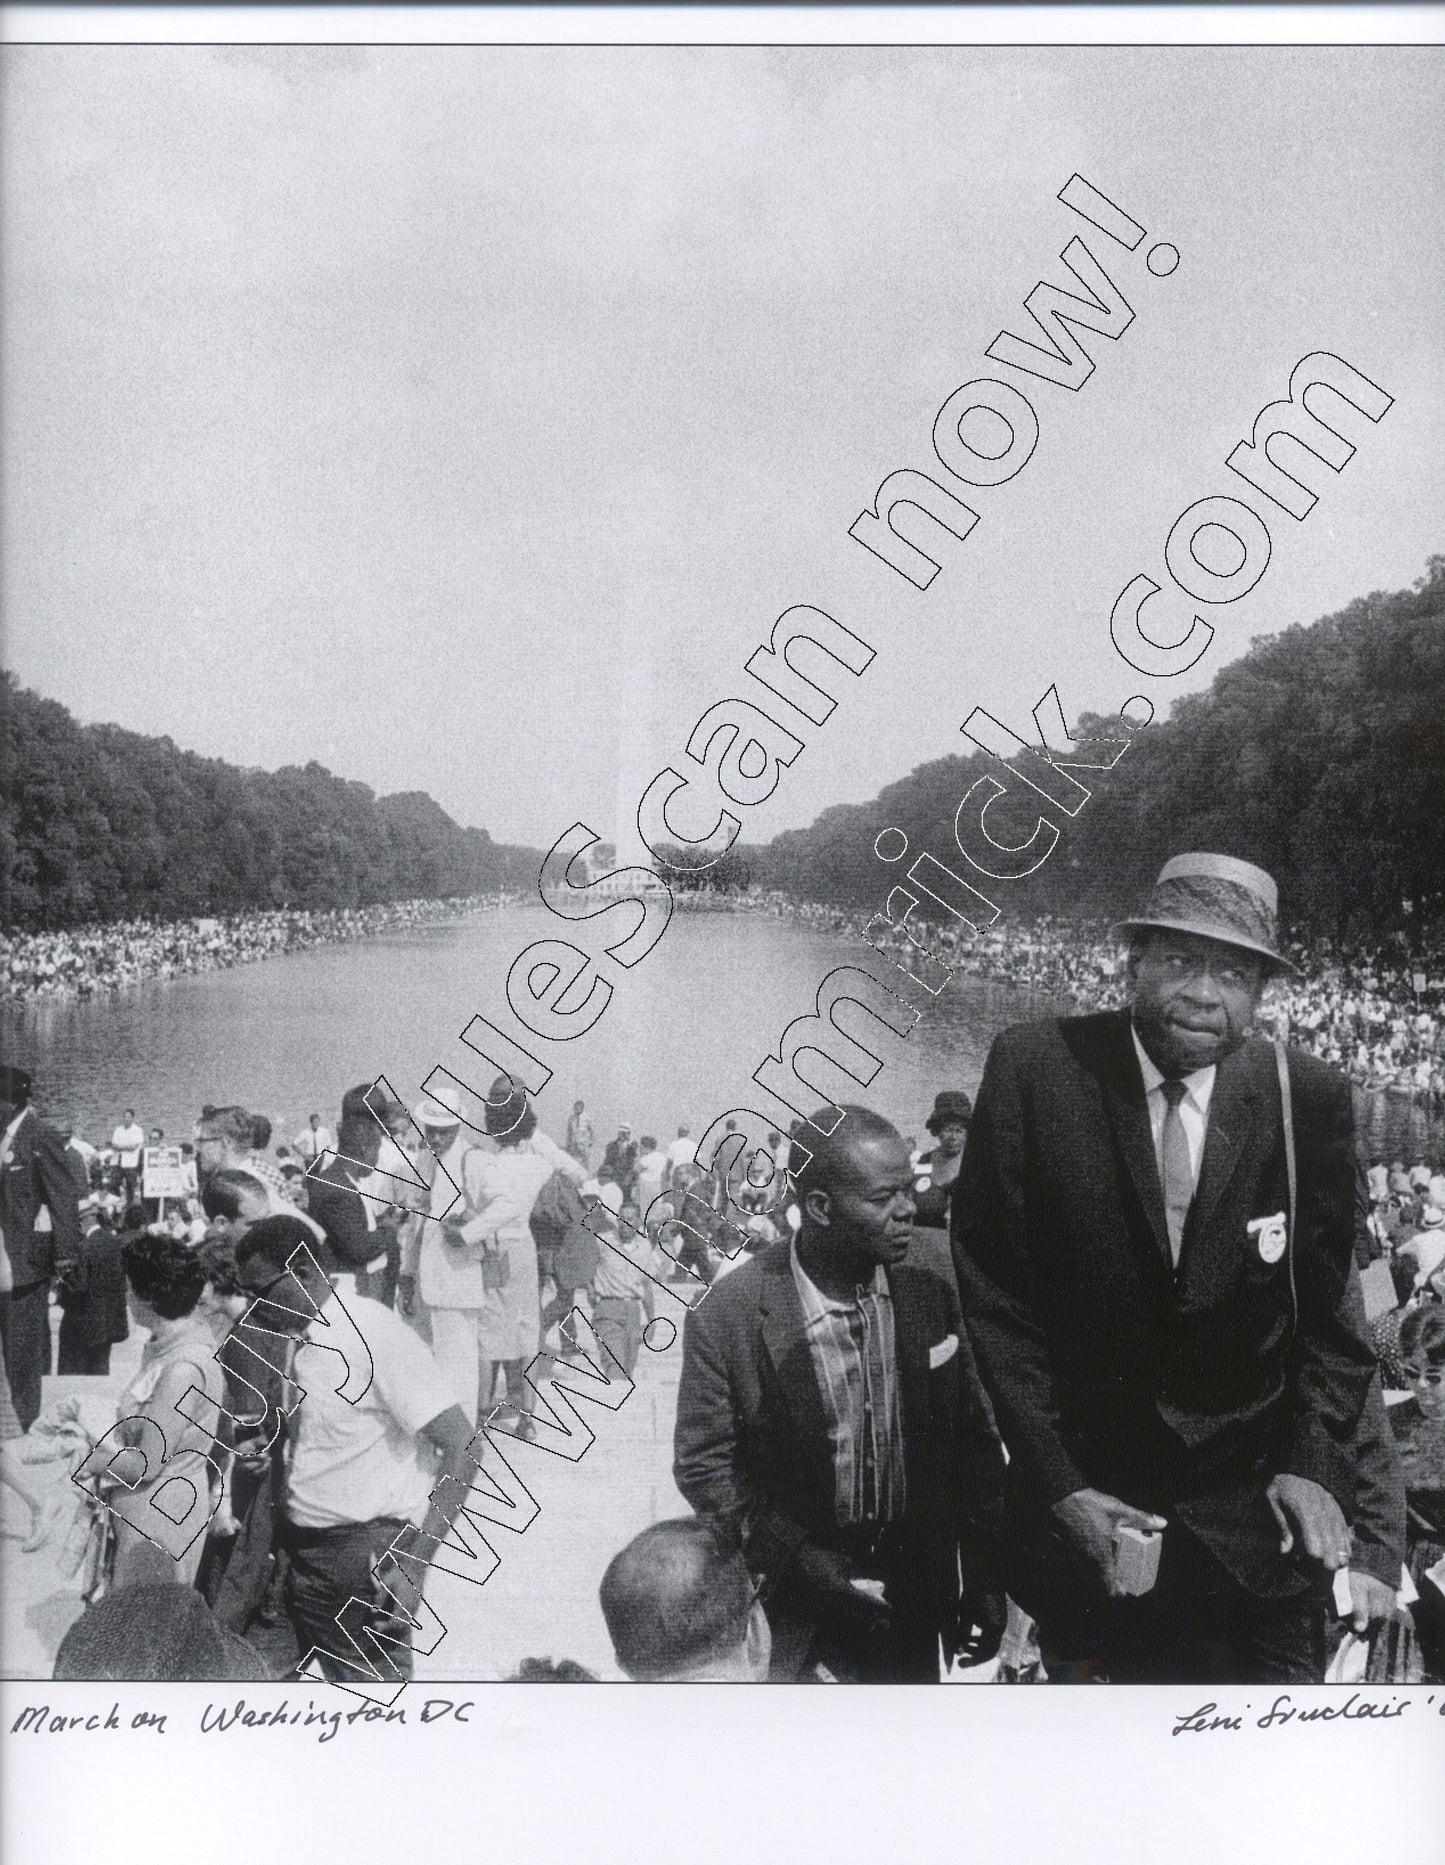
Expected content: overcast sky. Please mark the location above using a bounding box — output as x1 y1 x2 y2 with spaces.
4 45 1441 850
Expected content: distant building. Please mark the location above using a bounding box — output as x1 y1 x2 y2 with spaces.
543 837 668 901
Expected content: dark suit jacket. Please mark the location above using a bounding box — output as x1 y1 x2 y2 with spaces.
58 1223 131 1347
0 1108 83 1286
601 1139 638 1189
1349 1371 1408 1589
304 1156 394 1275
951 1008 1379 1601
530 1171 598 1289
674 1234 1005 1670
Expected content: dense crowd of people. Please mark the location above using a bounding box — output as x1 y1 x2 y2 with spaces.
2 853 1443 1688
1 1067 801 1680
0 893 524 1002
2 1068 1442 1681
749 893 1445 1104
8 883 1441 1106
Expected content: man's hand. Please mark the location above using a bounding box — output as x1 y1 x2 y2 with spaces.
370 1547 425 1639
397 1274 416 1318
1052 1488 1168 1596
1266 1473 1351 1570
952 1590 1009 1667
233 1438 271 1477
795 1544 891 1633
1343 1569 1397 1636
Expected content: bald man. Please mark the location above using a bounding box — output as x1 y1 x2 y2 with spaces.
674 1105 1005 1682
600 1517 770 1682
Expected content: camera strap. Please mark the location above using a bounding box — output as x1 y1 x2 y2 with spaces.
1273 1039 1299 1337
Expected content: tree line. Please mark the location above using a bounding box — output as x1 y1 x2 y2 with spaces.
746 557 1444 948
6 558 1439 942
0 675 540 930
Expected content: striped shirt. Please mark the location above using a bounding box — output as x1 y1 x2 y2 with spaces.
790 1241 906 1526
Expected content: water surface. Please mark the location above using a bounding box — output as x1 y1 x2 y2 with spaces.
4 905 1438 1162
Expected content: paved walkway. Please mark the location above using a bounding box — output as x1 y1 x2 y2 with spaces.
0 1295 691 1683
417 1296 692 1683
4 1287 1011 1683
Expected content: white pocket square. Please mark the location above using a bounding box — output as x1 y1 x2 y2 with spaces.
929 1333 958 1370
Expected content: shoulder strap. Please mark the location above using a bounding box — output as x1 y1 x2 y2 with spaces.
1272 1040 1299 1334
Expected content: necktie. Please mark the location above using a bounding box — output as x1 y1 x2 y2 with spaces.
1159 1078 1194 1268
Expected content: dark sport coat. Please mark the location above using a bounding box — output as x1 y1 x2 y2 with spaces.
305 1154 395 1275
58 1223 130 1348
951 1007 1378 1599
0 1108 82 1287
674 1233 1004 1667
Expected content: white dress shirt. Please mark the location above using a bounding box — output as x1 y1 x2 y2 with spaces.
0 1107 29 1168
1130 1021 1216 1185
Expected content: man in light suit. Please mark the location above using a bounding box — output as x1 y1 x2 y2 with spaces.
397 1084 486 1389
952 852 1396 1683
675 1105 1006 1681
0 1064 82 1428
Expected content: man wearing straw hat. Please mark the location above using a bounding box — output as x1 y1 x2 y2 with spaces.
953 852 1395 1683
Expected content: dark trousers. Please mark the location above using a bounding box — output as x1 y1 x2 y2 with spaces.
592 1295 644 1378
355 1238 400 1310
1027 1522 1329 1685
0 1279 51 1431
540 1284 583 1334
775 1522 941 1684
56 1323 113 1376
280 1515 414 1683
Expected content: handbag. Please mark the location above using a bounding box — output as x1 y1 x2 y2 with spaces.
481 1245 511 1292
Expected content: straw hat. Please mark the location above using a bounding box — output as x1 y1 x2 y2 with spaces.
1112 852 1297 974
415 1081 465 1130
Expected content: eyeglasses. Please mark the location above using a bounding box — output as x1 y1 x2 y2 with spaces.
238 1265 291 1301
1401 1365 1444 1388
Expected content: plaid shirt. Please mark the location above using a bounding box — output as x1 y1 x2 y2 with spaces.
592 1219 656 1303
790 1241 906 1526
245 1152 303 1208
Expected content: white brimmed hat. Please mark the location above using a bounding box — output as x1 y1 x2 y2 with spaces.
414 1082 464 1129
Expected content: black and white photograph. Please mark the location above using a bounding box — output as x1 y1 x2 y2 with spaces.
2 8 1444 1856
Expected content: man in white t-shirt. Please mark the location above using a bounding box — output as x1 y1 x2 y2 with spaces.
666 1125 697 1185
234 1214 480 1683
110 1108 145 1204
